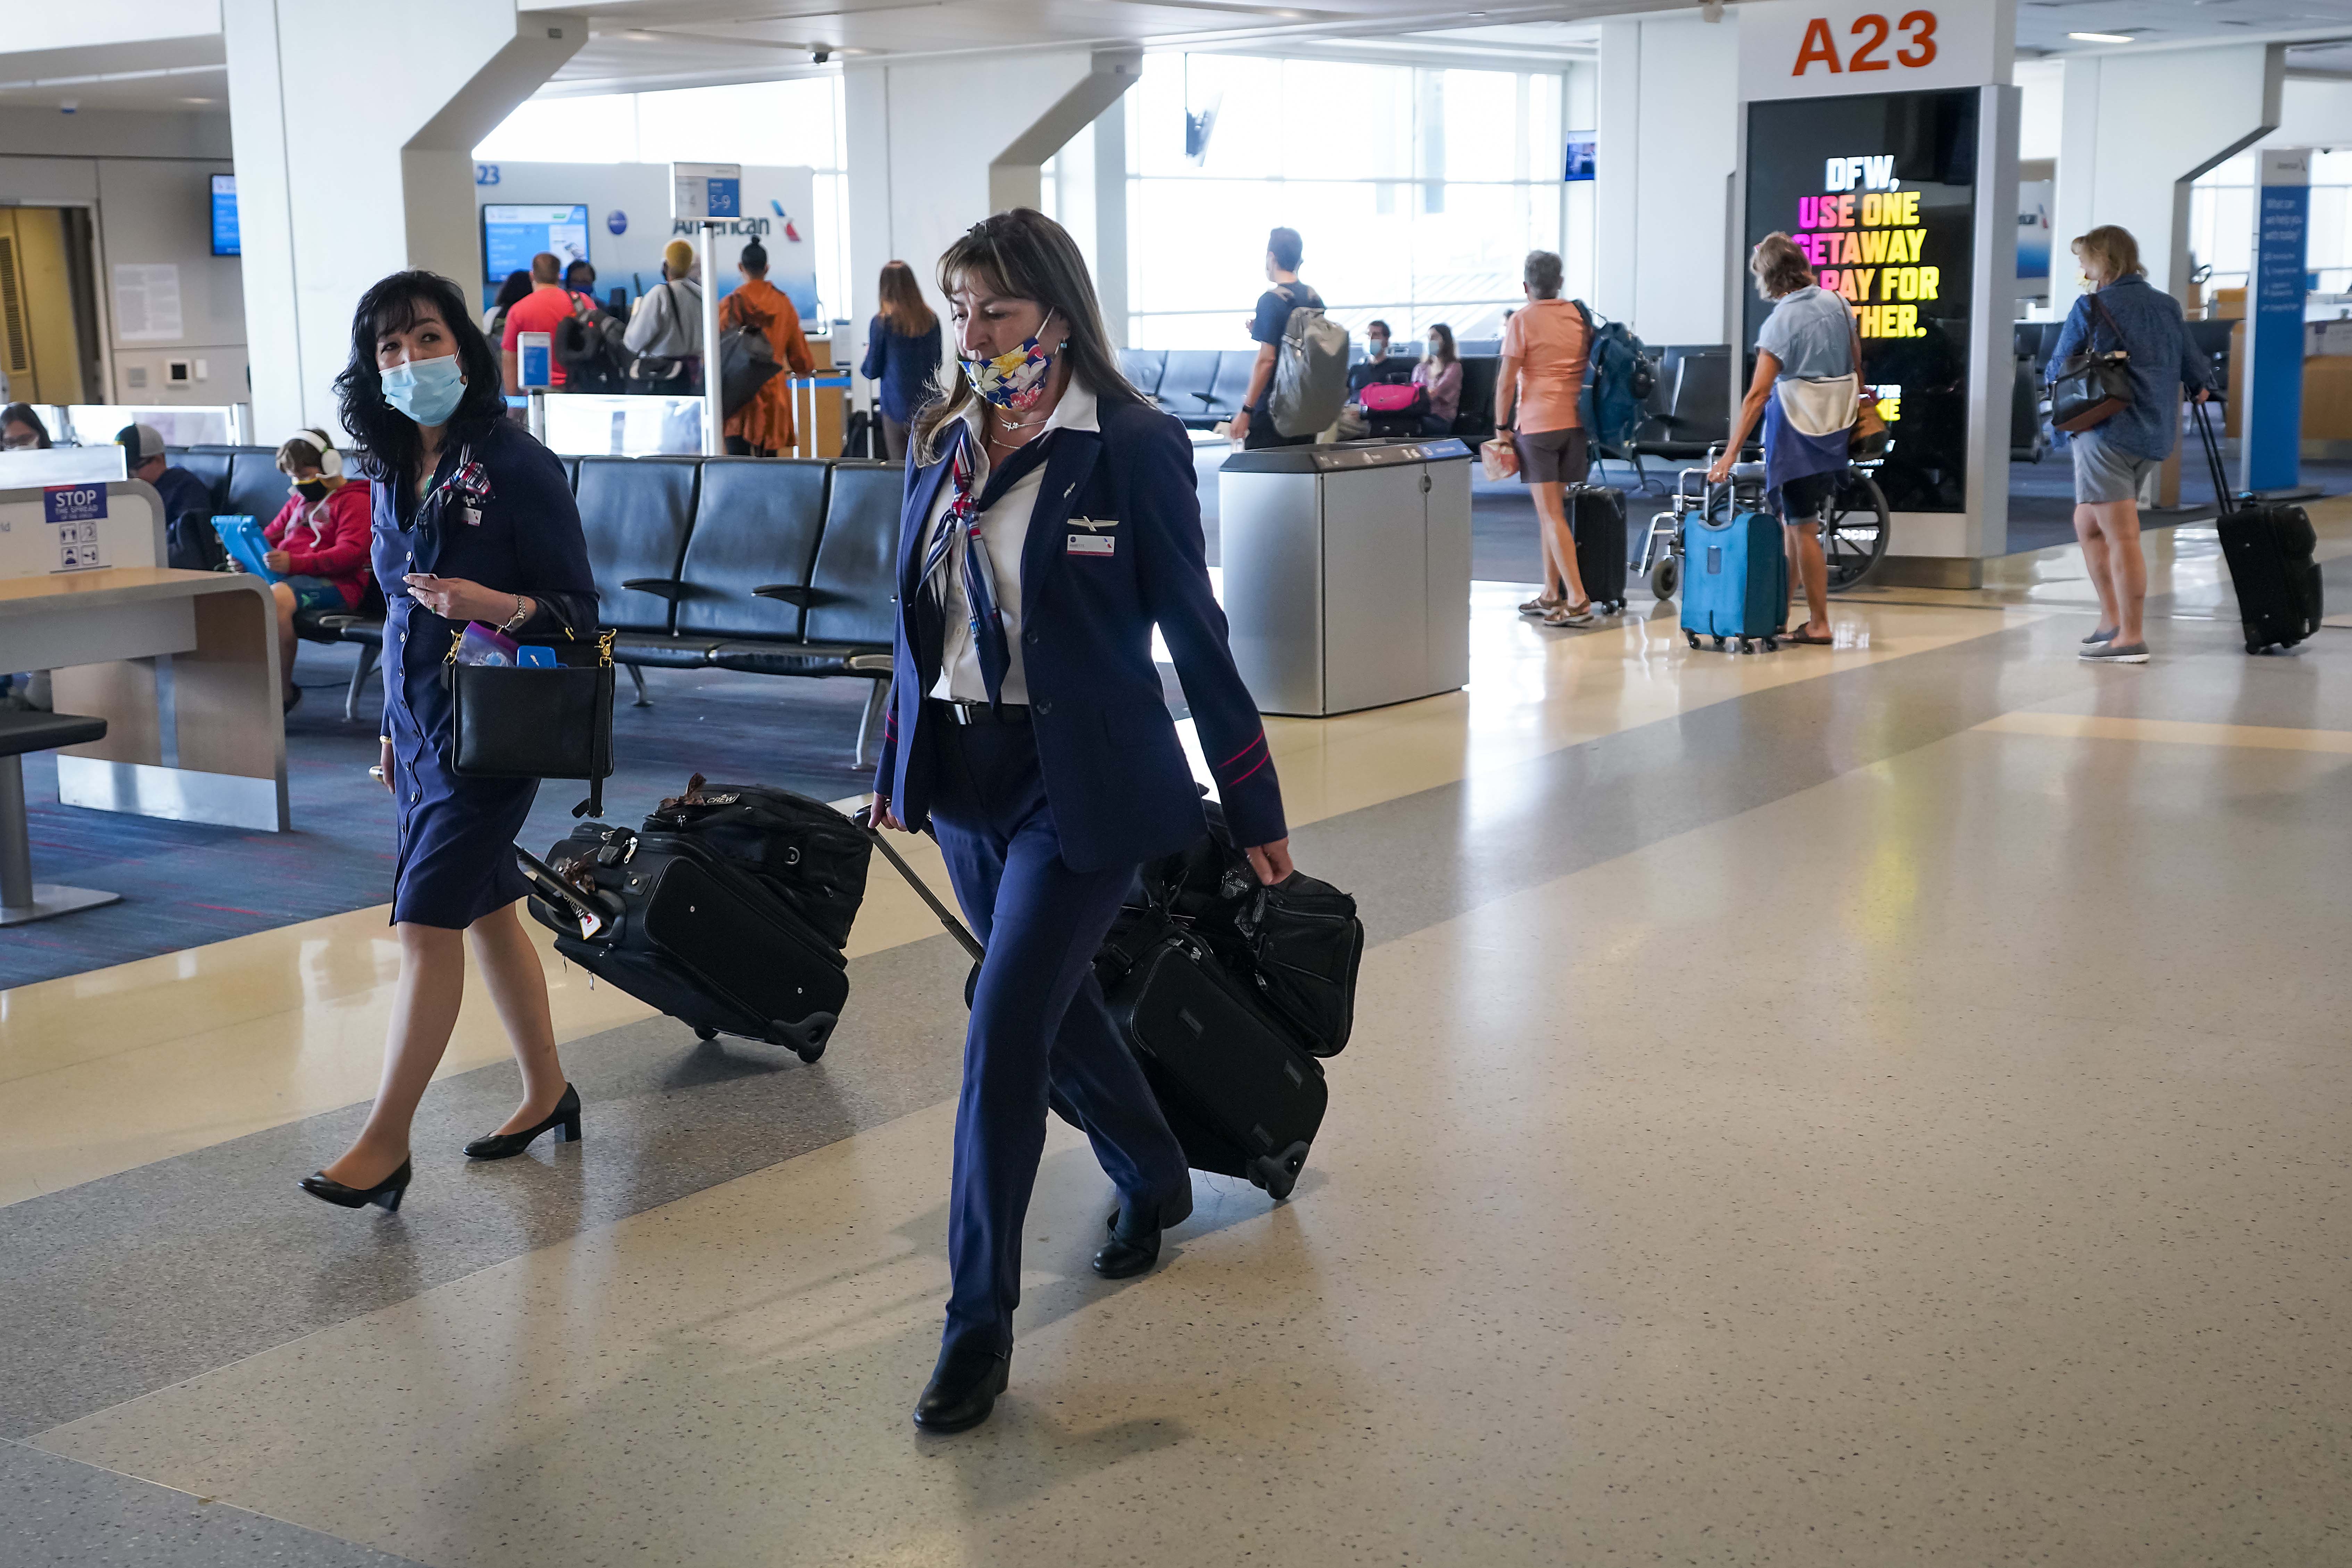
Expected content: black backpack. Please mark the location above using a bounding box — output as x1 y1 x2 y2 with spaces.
640 774 873 951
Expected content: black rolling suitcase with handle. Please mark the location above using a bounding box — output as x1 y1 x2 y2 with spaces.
521 824 849 1062
860 819 1333 1201
2195 402 2324 653
1569 483 1630 613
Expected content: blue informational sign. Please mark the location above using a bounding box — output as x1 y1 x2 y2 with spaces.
1563 138 1595 182
606 209 628 235
481 204 590 301
706 176 740 218
210 173 239 257
2244 149 2310 494
518 334 551 390
44 484 106 524
475 163 500 185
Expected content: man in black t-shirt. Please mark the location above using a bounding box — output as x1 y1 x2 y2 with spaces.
1228 226 1321 451
1348 319 1414 397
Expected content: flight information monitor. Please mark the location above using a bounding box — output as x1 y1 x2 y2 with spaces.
481 204 590 299
210 174 239 257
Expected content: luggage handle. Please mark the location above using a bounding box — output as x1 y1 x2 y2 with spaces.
848 811 985 963
2192 400 2242 519
514 842 620 940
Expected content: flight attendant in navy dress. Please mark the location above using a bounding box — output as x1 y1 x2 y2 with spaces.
300 270 600 1214
869 210 1294 1432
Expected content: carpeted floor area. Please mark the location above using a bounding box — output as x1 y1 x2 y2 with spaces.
6 647 888 990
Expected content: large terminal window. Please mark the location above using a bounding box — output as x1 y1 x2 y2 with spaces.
1117 54 1571 348
1744 88 1978 514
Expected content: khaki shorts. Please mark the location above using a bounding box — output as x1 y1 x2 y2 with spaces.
2071 429 2155 505
1513 426 1589 485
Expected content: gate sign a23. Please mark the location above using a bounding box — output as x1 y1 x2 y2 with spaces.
1791 11 1938 75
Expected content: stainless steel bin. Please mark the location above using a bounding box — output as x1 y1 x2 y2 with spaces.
1217 438 1472 717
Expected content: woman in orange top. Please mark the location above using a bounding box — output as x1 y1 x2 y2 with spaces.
719 239 817 456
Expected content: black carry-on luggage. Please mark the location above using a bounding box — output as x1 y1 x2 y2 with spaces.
2194 402 2324 654
860 817 1341 1201
521 781 871 1062
1568 483 1630 614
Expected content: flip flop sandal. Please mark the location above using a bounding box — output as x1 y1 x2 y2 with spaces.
1784 625 1835 645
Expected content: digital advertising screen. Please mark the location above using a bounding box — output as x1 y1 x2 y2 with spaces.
209 174 239 258
1744 88 1978 514
481 204 590 299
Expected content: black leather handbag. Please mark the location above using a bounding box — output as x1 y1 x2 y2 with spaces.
2048 294 2135 433
445 628 617 817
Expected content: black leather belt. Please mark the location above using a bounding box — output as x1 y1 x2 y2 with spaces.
933 698 1030 726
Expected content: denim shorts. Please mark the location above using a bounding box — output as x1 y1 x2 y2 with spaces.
282 574 346 614
2071 429 2155 505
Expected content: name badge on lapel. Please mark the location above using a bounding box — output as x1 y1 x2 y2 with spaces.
460 505 483 528
1068 516 1115 557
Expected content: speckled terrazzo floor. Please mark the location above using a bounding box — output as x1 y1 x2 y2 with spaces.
6 523 2352 1565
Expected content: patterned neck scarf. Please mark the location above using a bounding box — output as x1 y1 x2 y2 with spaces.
921 423 1011 703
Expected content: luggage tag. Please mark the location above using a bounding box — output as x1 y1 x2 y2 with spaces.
1067 516 1116 557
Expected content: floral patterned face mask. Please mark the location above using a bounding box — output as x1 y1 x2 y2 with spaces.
959 311 1059 411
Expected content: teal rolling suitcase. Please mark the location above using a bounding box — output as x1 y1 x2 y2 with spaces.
1679 509 1788 653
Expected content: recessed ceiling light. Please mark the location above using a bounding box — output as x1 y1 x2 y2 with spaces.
625 29 659 41
2068 31 2136 43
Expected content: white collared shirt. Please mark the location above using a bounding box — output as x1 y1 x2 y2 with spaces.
925 375 1099 704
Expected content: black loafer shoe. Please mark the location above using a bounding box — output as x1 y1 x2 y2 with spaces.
1091 1227 1161 1279
913 1340 1010 1434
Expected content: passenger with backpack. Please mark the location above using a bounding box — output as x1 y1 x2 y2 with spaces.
623 239 706 395
1227 226 1349 450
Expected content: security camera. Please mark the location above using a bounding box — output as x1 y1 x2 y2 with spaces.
813 48 831 64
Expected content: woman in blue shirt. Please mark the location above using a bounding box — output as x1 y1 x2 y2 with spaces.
859 260 943 461
1713 233 1856 645
299 270 600 1216
2048 225 2212 664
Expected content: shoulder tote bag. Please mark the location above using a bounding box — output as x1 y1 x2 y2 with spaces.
1773 304 1863 440
2047 294 2135 433
446 625 618 818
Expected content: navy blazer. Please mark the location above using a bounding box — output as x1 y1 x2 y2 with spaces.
872 393 1284 873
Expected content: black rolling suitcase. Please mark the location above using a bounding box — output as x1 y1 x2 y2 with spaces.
522 823 850 1062
1092 907 1327 1199
2195 403 2323 653
1569 483 1629 613
860 820 1337 1201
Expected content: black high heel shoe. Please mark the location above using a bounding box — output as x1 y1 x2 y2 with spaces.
463 1083 582 1160
299 1158 412 1213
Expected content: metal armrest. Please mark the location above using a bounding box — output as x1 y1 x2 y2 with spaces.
621 578 685 599
752 584 818 606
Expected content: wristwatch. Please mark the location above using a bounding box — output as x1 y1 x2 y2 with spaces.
498 594 530 634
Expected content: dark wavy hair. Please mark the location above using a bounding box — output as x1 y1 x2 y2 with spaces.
334 270 507 485
1 403 53 448
914 208 1143 464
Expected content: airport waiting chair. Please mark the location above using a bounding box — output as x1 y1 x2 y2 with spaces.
1157 350 1224 426
0 710 119 926
1630 348 1731 463
1203 350 1258 424
1120 348 1167 404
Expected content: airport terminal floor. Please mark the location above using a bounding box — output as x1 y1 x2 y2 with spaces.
6 508 2352 1565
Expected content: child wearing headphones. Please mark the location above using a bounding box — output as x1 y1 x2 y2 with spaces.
261 429 375 712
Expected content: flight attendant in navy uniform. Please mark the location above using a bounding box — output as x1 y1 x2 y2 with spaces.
870 210 1294 1433
299 270 600 1215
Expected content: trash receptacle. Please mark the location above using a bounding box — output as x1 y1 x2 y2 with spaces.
1218 437 1472 717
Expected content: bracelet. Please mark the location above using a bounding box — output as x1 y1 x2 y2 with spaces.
499 593 529 634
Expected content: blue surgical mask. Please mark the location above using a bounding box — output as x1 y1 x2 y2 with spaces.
382 354 466 427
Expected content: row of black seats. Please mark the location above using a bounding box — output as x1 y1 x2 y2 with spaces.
1116 347 1507 445
165 446 905 762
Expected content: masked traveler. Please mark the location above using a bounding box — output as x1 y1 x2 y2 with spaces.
1713 232 1852 646
868 209 1293 1434
257 430 373 712
2 404 52 450
298 270 599 1216
1414 323 1463 437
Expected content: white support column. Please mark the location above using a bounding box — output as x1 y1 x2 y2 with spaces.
1094 96 1131 346
1562 61 1597 308
223 0 582 439
1594 14 1739 343
846 50 1141 377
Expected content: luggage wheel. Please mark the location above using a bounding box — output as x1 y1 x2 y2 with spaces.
1736 637 1753 655
694 1026 718 1043
1249 1143 1311 1203
1684 631 1700 649
1763 636 1780 653
1712 635 1726 650
771 1012 836 1064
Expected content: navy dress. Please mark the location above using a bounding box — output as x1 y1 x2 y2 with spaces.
371 419 597 929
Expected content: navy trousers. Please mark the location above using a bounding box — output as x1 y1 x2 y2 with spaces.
927 715 1192 1354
